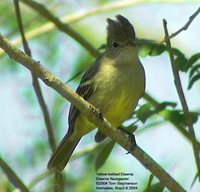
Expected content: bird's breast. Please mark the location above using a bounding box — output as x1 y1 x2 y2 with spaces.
89 61 145 127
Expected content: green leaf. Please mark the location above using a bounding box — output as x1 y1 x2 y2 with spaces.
143 182 165 192
149 44 166 56
163 110 199 126
187 53 200 68
189 63 200 78
172 48 184 57
190 112 200 124
155 101 177 111
136 103 154 123
163 110 184 126
137 39 166 57
188 74 200 89
98 44 106 50
137 39 156 45
174 55 188 72
95 141 115 170
172 48 189 72
136 102 176 123
138 43 152 57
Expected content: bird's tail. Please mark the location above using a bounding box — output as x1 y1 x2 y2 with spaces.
48 134 81 171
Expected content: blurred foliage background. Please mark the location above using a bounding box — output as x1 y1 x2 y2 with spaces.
0 0 200 192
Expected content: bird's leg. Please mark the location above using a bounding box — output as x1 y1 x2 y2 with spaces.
97 108 104 120
118 127 137 153
90 105 104 120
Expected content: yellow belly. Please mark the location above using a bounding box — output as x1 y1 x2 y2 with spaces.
71 60 145 140
71 93 138 140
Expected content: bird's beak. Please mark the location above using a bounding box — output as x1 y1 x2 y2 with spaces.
126 41 135 48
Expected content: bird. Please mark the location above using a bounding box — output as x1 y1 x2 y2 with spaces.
48 15 145 171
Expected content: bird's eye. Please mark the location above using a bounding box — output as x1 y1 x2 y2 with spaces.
112 41 119 48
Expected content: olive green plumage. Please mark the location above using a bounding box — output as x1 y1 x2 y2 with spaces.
48 15 145 171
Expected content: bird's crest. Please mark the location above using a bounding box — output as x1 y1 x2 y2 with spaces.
107 15 135 44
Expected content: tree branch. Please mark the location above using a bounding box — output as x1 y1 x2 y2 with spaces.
163 19 200 180
13 1 63 191
0 33 186 192
13 0 56 153
161 7 200 43
19 0 100 57
0 156 29 192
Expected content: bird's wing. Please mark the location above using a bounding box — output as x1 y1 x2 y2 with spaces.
67 56 102 136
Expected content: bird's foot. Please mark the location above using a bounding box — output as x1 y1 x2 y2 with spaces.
119 127 137 154
90 105 103 120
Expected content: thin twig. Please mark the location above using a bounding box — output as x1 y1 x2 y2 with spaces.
0 34 186 192
143 92 159 106
169 7 200 39
0 156 29 192
19 0 100 57
146 174 154 192
28 170 52 189
13 0 56 152
190 172 198 189
13 0 63 191
161 7 200 43
163 19 200 180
